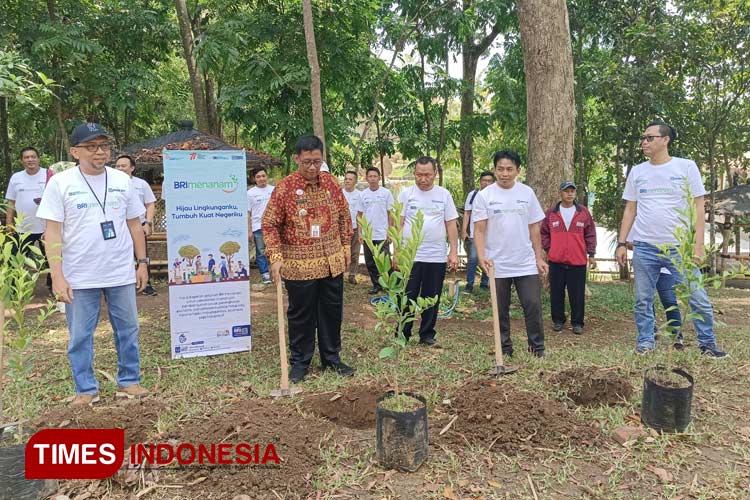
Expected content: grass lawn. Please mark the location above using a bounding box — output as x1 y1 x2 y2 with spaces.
2 274 749 499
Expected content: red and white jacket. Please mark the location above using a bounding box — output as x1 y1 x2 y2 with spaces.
540 202 597 266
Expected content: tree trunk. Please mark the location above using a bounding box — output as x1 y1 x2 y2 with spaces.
302 0 326 158
435 50 450 187
175 0 210 133
517 0 575 211
419 50 433 157
708 142 716 273
459 48 479 200
0 97 11 194
205 76 222 138
47 0 69 160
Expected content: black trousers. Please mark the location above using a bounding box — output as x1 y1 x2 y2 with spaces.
14 232 52 288
495 275 544 355
363 239 390 288
285 274 343 368
402 262 446 342
548 262 587 327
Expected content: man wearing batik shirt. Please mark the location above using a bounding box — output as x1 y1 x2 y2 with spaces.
261 135 355 383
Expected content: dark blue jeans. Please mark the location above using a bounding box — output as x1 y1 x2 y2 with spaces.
465 238 489 289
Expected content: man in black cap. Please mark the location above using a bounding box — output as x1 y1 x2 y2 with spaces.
540 181 597 335
37 122 150 405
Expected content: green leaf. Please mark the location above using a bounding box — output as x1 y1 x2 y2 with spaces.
379 346 396 360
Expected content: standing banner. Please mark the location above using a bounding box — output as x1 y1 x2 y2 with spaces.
163 150 251 359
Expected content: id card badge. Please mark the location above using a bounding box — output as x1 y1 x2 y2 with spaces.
101 220 117 240
311 224 321 238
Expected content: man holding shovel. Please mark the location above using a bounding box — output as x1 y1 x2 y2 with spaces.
261 135 355 383
473 150 548 358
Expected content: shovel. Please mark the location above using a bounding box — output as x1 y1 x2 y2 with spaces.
270 277 302 398
487 262 518 376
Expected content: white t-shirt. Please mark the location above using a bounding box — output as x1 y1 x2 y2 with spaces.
464 189 481 238
247 185 275 232
130 176 156 224
472 182 545 278
560 204 576 230
36 167 145 289
623 157 706 245
359 186 394 240
5 169 48 234
342 188 362 229
398 185 458 263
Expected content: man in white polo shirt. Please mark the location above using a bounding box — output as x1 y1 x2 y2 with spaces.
342 170 362 284
474 149 548 358
247 167 274 284
615 120 726 357
115 154 158 296
398 156 458 346
5 146 52 293
37 122 150 406
357 167 394 294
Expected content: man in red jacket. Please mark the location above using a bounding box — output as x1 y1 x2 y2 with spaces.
541 181 597 335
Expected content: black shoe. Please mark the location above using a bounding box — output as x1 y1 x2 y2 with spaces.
463 285 474 294
531 350 545 358
553 322 564 332
572 325 583 335
479 284 489 291
323 361 355 377
502 350 513 359
700 344 728 359
142 284 157 296
418 338 441 348
290 365 308 383
367 286 382 295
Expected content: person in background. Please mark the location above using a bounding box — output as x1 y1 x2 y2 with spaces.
115 154 157 296
397 156 459 347
5 146 52 294
247 167 274 284
540 180 597 335
342 170 362 284
462 171 495 293
262 135 355 383
357 167 394 294
474 150 548 358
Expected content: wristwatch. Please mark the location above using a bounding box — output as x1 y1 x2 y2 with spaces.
144 221 152 226
137 258 150 265
616 241 627 249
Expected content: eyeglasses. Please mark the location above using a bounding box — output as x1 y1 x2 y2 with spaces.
640 135 666 143
76 142 111 152
300 160 323 167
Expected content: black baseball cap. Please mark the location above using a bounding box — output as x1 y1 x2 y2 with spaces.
559 180 577 190
70 122 110 146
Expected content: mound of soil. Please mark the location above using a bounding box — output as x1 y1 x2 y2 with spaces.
168 398 337 497
304 385 382 429
435 380 598 454
29 399 164 446
549 367 634 406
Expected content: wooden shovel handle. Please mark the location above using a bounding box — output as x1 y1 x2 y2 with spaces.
276 279 290 391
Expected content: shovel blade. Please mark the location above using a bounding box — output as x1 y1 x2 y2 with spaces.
488 365 518 376
270 387 303 398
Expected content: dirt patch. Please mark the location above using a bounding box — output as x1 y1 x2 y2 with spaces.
549 367 634 406
166 398 337 498
304 385 382 429
435 380 598 455
29 399 164 446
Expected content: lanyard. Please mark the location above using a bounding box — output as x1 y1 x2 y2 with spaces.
78 167 108 216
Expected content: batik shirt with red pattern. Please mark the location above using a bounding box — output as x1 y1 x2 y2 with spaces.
261 171 353 280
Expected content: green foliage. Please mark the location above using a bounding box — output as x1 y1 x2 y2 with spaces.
656 180 747 346
0 51 54 107
0 212 56 435
359 201 438 397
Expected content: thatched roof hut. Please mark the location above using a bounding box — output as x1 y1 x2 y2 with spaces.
119 120 282 184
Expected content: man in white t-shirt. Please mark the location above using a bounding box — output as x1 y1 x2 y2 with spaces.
342 170 362 284
615 121 726 357
115 154 158 296
461 171 495 293
4 146 52 293
37 122 150 406
474 150 548 358
397 156 459 346
357 167 394 294
247 167 275 284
